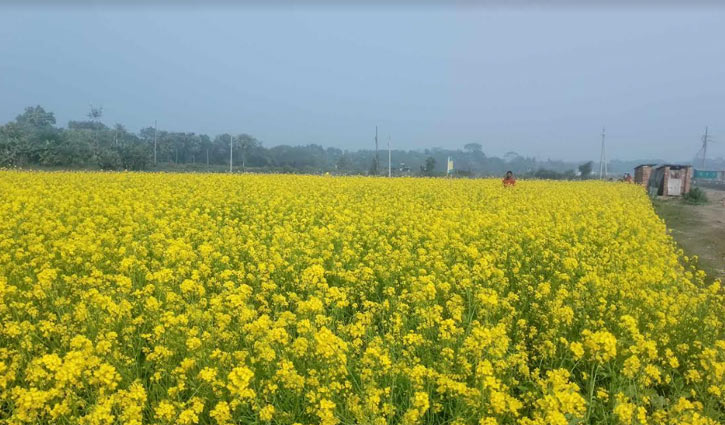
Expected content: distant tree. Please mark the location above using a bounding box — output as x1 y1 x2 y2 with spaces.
70 106 115 168
531 168 575 180
213 133 234 166
0 105 628 176
68 121 107 131
199 134 213 166
336 153 350 171
578 161 593 179
325 147 343 171
421 156 436 176
464 143 483 153
58 129 96 166
88 105 103 121
16 106 56 129
118 139 151 170
236 134 257 171
0 123 24 166
13 106 61 165
97 148 122 170
369 156 379 176
504 151 521 162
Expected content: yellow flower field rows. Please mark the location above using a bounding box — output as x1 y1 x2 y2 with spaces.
0 171 723 425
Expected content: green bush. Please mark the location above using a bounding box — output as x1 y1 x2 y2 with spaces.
684 187 708 205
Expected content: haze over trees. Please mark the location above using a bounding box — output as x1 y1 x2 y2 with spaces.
578 161 594 178
0 105 687 177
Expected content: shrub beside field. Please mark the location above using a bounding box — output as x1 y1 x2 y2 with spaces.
0 171 723 425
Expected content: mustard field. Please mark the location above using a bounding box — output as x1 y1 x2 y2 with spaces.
0 171 723 425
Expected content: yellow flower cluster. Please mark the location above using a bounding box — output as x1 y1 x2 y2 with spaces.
0 171 723 424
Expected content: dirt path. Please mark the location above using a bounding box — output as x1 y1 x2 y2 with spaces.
653 187 725 283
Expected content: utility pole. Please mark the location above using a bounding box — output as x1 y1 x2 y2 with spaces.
153 120 158 165
599 127 606 179
702 126 709 168
388 135 392 177
229 134 233 173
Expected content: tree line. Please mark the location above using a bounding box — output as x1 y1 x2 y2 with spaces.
1 105 612 178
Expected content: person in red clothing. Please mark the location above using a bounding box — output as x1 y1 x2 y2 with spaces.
503 170 516 187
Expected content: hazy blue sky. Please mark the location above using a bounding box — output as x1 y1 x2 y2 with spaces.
1 6 723 161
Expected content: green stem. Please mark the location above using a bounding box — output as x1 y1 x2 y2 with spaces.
585 363 599 422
